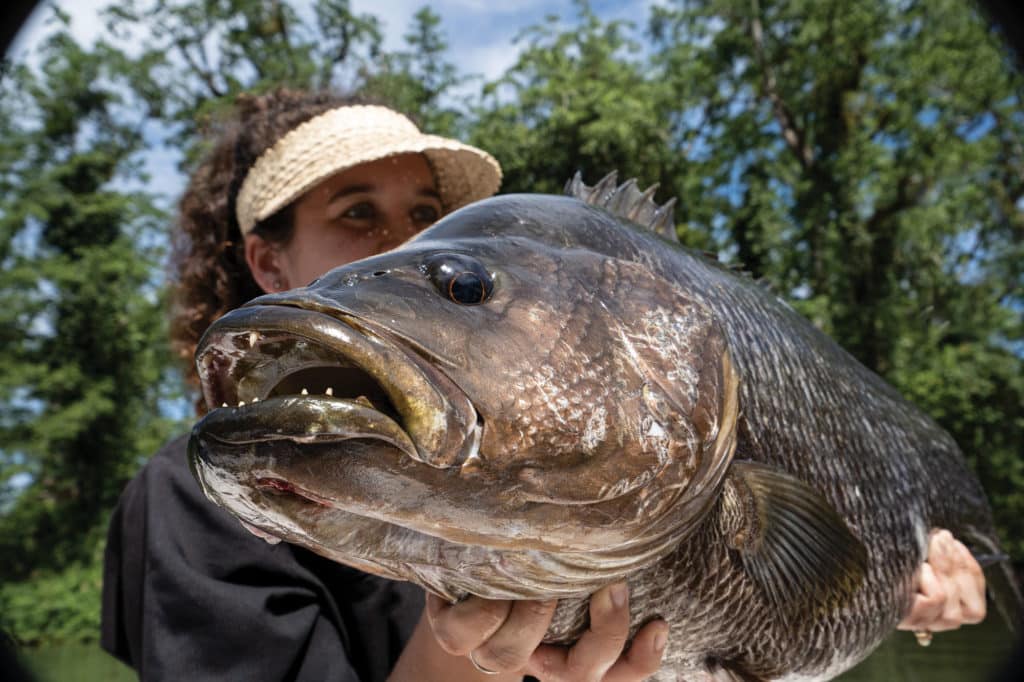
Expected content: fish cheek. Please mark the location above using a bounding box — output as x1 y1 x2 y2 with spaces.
498 257 735 508
596 257 735 471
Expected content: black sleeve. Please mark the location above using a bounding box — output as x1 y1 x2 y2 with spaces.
101 435 423 682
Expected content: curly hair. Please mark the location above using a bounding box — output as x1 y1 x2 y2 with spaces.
170 88 362 415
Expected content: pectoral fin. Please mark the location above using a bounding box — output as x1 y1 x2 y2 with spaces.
720 460 868 613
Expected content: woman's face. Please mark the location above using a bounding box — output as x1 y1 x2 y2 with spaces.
247 152 442 291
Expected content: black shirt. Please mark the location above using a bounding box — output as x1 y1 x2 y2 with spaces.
101 434 423 681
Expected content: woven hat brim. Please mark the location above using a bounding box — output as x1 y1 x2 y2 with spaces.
239 124 501 233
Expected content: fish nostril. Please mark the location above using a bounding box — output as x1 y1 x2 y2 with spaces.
372 270 387 277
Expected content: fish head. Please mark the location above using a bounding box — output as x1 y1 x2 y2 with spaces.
190 195 739 599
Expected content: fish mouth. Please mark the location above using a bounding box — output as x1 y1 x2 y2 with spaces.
194 304 478 469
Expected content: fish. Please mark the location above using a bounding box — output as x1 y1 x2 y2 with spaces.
188 173 1012 681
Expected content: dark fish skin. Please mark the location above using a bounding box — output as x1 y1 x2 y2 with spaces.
189 184 1008 681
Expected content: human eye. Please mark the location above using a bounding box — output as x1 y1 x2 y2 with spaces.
411 203 440 225
342 201 376 220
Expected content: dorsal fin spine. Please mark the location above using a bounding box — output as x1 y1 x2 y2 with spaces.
564 170 680 243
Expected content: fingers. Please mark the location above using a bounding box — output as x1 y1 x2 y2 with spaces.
940 535 986 627
897 529 987 632
527 583 666 682
952 538 986 624
565 583 631 678
471 598 558 672
425 593 511 656
604 618 669 682
897 562 947 630
428 586 670 680
926 530 956 575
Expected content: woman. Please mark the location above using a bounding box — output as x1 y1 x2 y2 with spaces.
101 88 985 681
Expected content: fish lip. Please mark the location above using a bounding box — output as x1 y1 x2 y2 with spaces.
194 304 477 468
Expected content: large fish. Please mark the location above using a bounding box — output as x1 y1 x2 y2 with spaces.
189 174 1010 681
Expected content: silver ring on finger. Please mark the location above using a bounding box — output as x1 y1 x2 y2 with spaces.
914 629 933 647
469 649 501 675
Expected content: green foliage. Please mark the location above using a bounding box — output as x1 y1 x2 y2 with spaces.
360 7 467 136
0 560 104 647
0 14 180 579
101 0 443 166
472 3 683 198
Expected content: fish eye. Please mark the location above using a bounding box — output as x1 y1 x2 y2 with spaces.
422 253 494 305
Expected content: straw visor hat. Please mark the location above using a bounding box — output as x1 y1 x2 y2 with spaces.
235 105 502 235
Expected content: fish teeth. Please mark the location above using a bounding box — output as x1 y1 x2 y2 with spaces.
251 397 259 403
325 387 334 396
248 331 259 347
354 395 373 408
238 400 246 406
221 402 228 408
301 388 309 395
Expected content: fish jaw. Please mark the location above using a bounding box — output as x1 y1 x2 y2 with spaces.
188 435 685 601
194 304 477 468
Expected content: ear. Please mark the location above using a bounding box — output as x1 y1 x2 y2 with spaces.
245 234 288 293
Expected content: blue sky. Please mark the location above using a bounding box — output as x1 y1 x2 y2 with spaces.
8 0 658 203
10 1 655 81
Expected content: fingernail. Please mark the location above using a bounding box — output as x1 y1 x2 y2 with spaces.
654 628 668 652
610 583 628 609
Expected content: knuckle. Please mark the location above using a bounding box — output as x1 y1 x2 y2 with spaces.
606 630 630 649
964 606 986 624
431 624 465 655
634 652 664 677
563 657 587 678
590 615 629 640
478 601 512 629
966 560 985 578
478 642 529 672
523 599 558 620
532 659 562 682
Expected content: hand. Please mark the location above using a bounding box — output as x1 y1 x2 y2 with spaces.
426 582 668 681
897 529 986 632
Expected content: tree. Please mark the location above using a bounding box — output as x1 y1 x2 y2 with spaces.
102 0 461 164
360 7 468 136
471 3 691 203
0 10 178 579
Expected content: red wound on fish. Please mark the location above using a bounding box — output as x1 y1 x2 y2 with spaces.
256 477 333 507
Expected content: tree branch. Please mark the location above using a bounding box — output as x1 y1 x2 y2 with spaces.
750 0 813 169
161 14 223 98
